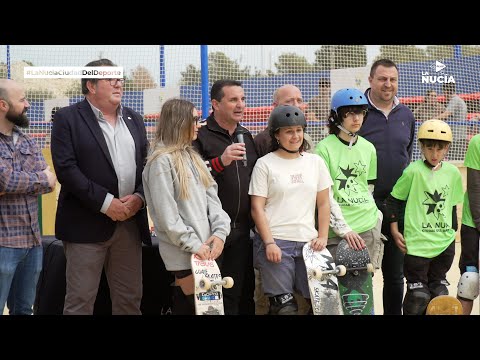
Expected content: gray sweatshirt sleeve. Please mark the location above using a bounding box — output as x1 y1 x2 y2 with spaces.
206 181 231 242
467 167 480 231
147 157 203 254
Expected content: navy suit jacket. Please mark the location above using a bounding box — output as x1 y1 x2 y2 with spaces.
51 99 151 245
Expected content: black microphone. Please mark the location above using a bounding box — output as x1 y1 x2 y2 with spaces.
236 130 248 167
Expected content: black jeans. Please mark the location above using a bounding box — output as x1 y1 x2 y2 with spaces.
403 241 455 287
216 226 254 315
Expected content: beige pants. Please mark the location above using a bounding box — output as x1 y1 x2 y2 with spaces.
63 220 142 315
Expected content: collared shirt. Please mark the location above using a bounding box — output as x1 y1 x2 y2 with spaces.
366 90 400 118
87 100 137 213
0 127 50 248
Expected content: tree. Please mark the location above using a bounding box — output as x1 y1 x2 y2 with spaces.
25 88 55 101
0 62 7 78
180 51 251 85
313 45 367 71
180 64 201 85
64 81 83 97
425 45 454 60
274 53 313 74
125 65 157 91
461 45 480 57
376 45 428 63
208 51 251 82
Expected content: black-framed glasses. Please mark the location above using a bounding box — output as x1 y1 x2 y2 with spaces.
193 115 202 124
343 109 368 118
105 78 125 86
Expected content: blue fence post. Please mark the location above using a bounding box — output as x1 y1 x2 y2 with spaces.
201 45 209 119
6 45 11 79
159 45 165 88
454 45 462 58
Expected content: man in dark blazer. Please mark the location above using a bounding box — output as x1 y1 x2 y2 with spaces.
51 59 150 315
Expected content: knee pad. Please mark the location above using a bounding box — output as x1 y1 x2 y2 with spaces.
269 293 298 315
429 280 450 297
457 267 479 301
403 283 431 315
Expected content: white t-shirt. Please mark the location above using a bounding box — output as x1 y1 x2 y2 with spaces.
249 152 333 242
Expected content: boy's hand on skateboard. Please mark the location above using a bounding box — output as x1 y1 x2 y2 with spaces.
310 237 328 251
343 231 366 251
205 235 224 260
391 231 407 254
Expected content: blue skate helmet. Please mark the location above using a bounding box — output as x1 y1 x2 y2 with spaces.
331 88 368 114
329 88 369 147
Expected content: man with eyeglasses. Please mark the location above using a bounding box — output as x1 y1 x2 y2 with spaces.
316 88 386 281
51 58 150 315
358 59 416 315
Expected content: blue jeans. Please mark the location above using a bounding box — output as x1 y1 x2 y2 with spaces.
0 246 43 315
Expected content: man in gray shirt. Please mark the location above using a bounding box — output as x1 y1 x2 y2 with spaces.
437 82 468 160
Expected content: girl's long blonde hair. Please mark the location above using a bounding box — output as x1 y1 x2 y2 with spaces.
146 98 213 200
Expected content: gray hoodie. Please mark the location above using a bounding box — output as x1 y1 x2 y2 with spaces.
143 152 231 271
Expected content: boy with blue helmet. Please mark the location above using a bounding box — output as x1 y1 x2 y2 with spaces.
316 88 386 276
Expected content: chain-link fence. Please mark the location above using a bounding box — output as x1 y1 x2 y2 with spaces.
2 45 479 162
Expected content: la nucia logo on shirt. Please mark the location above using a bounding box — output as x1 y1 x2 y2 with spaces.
335 161 366 196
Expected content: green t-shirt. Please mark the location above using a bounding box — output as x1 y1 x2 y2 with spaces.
462 134 480 227
391 160 464 258
316 135 378 237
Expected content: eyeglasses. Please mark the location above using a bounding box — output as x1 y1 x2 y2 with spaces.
343 109 368 118
193 115 202 124
105 78 125 86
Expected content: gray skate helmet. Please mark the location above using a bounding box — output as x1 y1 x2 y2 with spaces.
269 105 306 137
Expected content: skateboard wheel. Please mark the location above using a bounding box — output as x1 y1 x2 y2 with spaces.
200 277 211 290
366 263 374 273
312 268 323 280
223 277 234 289
336 265 346 276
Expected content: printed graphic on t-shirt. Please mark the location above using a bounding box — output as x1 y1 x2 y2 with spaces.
335 161 366 196
423 186 449 219
290 173 304 184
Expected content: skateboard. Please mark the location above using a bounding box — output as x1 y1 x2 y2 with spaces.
302 243 344 315
190 254 234 315
426 295 463 315
335 239 375 315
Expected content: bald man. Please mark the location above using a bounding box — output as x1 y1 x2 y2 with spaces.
254 84 315 158
0 79 56 315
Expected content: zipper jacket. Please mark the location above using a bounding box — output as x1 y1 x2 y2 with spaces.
193 114 258 229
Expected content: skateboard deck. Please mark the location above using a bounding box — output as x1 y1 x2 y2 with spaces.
426 295 463 315
191 254 234 315
303 243 343 315
335 239 375 315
